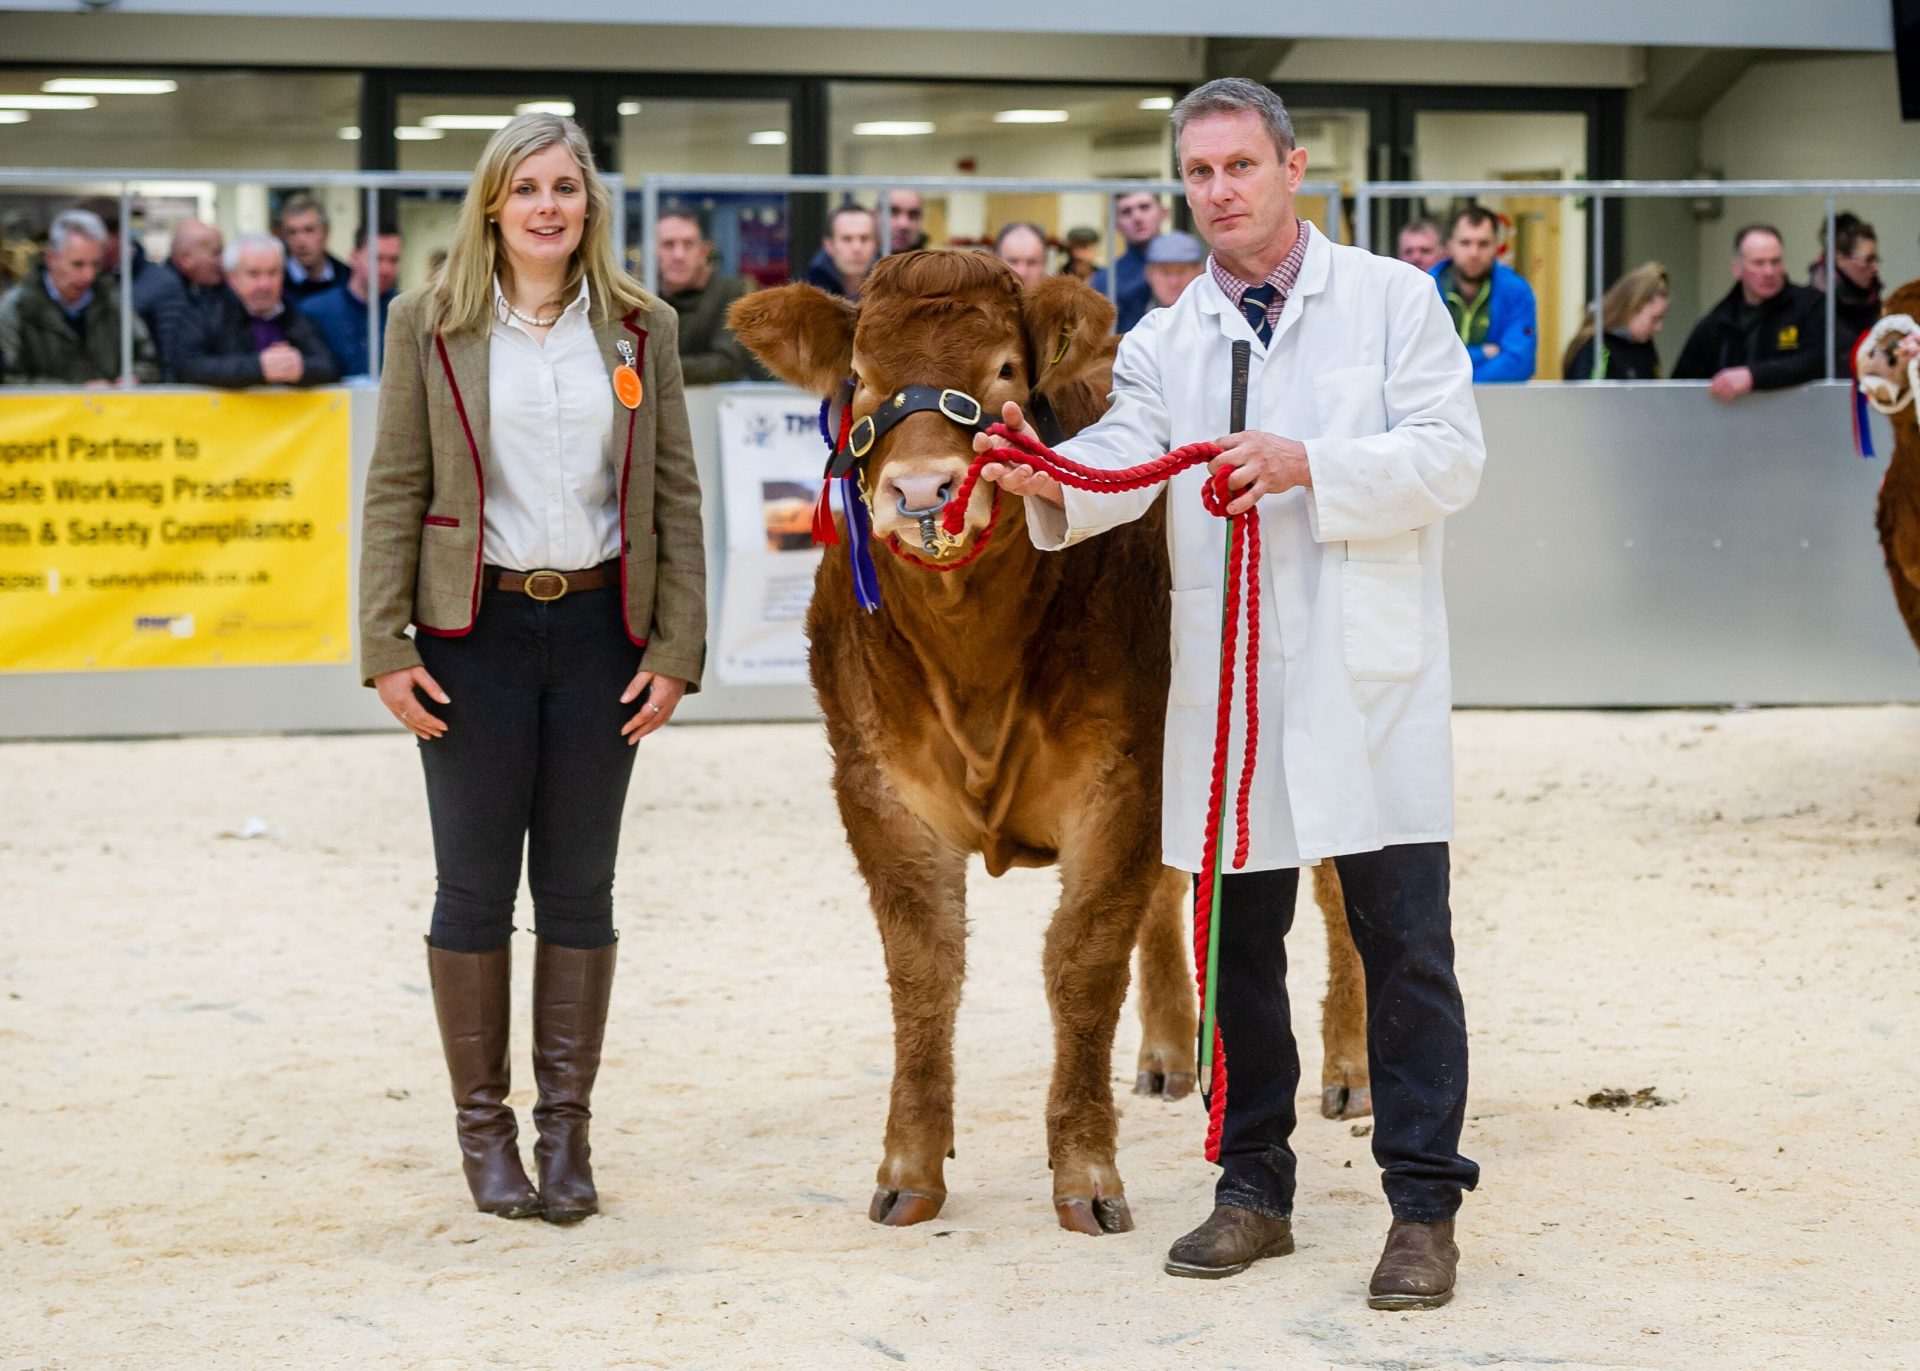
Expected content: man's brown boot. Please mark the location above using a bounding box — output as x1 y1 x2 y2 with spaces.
531 938 618 1224
425 939 542 1219
1367 1217 1458 1310
1163 1204 1295 1278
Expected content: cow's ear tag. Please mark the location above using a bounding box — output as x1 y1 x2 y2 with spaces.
1049 322 1073 367
614 339 643 409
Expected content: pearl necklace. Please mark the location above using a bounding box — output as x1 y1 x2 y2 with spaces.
503 299 560 328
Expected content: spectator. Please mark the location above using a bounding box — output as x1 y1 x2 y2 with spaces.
0 209 159 385
1397 218 1443 273
887 190 929 253
655 208 761 384
1672 224 1826 401
1562 262 1670 380
805 204 877 301
1430 206 1537 383
133 218 224 380
301 221 402 380
1143 229 1206 310
173 232 338 388
75 195 158 294
994 221 1050 290
1808 212 1883 373
276 193 348 302
1061 226 1100 282
1090 191 1167 333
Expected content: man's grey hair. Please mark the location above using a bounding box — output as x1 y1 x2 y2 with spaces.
1171 78 1296 162
48 209 108 254
277 192 327 228
224 231 286 273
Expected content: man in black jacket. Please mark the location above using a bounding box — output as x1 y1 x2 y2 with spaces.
132 218 225 381
173 232 338 389
1672 224 1827 401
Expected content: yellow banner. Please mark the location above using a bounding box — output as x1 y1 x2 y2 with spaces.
0 390 352 672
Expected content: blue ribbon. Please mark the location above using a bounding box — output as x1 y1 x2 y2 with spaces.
818 395 882 611
1854 384 1876 460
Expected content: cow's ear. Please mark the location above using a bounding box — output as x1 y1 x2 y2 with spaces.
1885 279 1920 323
1023 276 1116 397
727 284 858 395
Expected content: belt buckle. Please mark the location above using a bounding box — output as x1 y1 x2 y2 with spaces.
523 569 568 602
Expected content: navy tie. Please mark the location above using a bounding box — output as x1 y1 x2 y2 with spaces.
1240 283 1277 344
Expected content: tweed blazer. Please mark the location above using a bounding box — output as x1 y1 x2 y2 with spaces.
358 285 707 690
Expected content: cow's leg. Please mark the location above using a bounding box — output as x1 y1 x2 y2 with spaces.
1044 848 1159 1236
837 768 969 1228
1133 866 1197 1101
1313 863 1372 1120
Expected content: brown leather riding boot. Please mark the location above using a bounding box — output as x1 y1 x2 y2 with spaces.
425 939 541 1219
1163 1204 1295 1279
1367 1217 1459 1310
531 938 619 1224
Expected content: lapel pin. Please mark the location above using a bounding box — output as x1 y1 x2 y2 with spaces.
614 338 643 409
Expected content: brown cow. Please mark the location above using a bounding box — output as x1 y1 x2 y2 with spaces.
1861 283 1920 663
729 250 1368 1236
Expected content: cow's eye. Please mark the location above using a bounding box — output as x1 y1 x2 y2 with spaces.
998 362 1016 381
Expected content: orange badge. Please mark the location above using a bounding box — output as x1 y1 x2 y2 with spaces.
614 339 643 408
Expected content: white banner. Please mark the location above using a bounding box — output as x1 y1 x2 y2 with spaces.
714 391 829 685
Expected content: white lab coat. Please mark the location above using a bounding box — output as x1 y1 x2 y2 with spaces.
1027 228 1486 872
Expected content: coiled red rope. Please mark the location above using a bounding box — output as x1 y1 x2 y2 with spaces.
942 421 1261 1162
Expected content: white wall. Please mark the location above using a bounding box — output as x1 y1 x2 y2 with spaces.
1276 40 1645 89
1699 54 1920 324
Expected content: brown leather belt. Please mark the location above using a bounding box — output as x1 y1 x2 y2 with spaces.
484 560 617 602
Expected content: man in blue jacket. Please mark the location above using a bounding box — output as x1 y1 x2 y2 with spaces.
1429 206 1536 383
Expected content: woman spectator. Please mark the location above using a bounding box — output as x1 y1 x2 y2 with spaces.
1563 262 1671 381
1809 213 1883 373
358 112 706 1223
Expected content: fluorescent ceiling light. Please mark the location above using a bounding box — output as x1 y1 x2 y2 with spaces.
748 130 787 146
853 120 935 137
43 78 179 96
516 100 574 116
0 94 98 110
993 109 1068 124
1139 95 1174 111
395 126 446 141
618 101 642 116
422 114 515 131
0 111 29 125
337 126 362 141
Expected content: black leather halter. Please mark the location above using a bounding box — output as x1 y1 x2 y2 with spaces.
824 385 1065 480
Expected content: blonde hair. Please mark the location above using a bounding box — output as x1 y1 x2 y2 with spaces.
431 112 647 335
1563 261 1670 378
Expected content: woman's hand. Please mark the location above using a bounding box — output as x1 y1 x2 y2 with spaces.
375 666 451 740
619 670 688 746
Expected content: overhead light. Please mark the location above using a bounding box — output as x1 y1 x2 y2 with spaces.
516 100 574 116
422 114 515 131
395 126 446 141
43 78 179 96
1139 95 1174 111
853 120 935 137
0 94 98 110
618 101 642 116
748 130 787 146
993 109 1069 124
0 111 28 125
337 126 362 141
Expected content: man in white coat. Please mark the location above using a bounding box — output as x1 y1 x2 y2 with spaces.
976 78 1485 1309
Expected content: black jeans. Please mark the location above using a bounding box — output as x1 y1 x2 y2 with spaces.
414 581 641 954
1206 842 1479 1224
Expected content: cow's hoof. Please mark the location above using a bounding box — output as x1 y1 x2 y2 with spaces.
1134 1069 1198 1101
1321 1083 1373 1120
1056 1194 1133 1235
869 1187 944 1227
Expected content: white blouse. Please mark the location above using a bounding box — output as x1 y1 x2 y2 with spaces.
483 277 621 572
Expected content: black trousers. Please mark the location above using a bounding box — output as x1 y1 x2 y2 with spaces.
414 582 641 954
1207 841 1479 1224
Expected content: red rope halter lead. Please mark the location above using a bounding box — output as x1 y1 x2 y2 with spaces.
947 422 1261 1163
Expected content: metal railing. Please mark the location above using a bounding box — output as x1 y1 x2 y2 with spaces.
1354 179 1920 381
633 172 1346 302
0 167 626 385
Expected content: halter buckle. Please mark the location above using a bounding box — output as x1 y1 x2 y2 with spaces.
938 389 983 428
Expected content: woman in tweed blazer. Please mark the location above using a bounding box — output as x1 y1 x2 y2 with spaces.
359 113 705 1224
